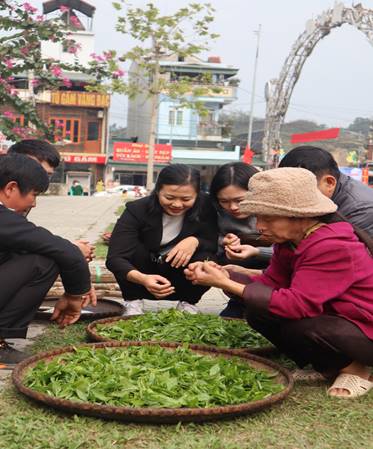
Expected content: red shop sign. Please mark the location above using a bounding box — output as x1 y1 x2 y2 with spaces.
62 153 107 164
113 142 172 163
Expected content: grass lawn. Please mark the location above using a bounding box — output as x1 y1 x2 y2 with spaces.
94 204 126 259
0 324 372 449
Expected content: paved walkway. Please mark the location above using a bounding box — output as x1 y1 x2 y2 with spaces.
1 196 228 386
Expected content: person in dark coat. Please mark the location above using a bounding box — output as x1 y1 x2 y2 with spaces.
279 145 373 236
0 154 96 366
106 164 218 316
8 139 94 261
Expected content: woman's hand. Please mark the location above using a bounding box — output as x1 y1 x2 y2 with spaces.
185 261 229 288
223 264 263 277
222 233 240 247
143 274 175 298
225 244 260 261
165 237 199 268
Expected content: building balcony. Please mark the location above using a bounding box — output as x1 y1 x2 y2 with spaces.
197 123 231 142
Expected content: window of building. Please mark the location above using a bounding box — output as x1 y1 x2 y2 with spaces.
168 109 183 126
176 110 183 125
12 115 28 127
50 117 80 143
87 121 99 141
168 109 175 126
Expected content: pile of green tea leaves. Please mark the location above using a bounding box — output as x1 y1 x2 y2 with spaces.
24 345 283 408
95 309 270 349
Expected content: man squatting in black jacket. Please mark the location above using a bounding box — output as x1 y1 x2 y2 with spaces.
8 139 94 261
0 154 96 366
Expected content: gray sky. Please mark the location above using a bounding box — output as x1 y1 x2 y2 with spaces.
33 0 373 127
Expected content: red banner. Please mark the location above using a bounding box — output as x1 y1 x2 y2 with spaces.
291 128 340 144
62 153 107 164
113 142 172 163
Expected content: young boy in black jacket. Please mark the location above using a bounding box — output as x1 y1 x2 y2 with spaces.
0 154 96 366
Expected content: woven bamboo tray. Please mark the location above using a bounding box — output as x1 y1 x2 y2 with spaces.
86 315 275 355
35 297 124 322
12 341 293 424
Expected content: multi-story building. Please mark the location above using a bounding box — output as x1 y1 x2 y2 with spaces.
110 55 240 187
1 0 110 193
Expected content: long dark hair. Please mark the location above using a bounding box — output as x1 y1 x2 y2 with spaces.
319 212 373 255
210 162 258 204
149 164 202 220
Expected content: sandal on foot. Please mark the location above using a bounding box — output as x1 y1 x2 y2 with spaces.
327 373 373 398
292 369 327 383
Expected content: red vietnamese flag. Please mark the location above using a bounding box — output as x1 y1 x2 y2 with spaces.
242 145 254 164
291 128 340 144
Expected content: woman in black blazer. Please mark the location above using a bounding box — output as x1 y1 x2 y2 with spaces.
106 164 218 316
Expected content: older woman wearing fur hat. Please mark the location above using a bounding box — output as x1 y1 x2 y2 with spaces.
185 167 373 398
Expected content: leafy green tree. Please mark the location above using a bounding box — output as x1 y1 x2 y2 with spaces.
0 1 111 141
92 1 219 189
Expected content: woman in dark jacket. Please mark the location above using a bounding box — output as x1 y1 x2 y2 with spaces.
106 164 218 316
209 162 272 318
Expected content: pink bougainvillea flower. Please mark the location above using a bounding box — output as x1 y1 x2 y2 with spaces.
103 51 115 60
20 46 30 56
70 15 81 27
51 65 62 77
67 43 82 54
3 111 15 119
35 15 44 22
90 53 105 62
112 69 125 78
59 5 70 13
4 59 14 69
12 127 32 139
62 77 72 88
22 2 38 14
31 79 40 87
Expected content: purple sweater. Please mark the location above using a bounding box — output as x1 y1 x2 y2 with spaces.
247 222 373 339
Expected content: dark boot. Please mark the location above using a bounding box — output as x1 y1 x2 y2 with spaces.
0 340 29 366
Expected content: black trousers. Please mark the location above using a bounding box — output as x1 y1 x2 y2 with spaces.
0 254 58 339
243 298 373 375
114 247 211 303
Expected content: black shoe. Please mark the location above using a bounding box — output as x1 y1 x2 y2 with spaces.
0 340 29 367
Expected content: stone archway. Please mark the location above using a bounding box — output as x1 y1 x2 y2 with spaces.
263 2 373 164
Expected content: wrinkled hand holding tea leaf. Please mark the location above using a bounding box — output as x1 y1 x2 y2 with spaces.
24 346 283 408
96 309 269 349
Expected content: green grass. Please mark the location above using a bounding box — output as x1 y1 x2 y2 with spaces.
94 204 125 259
1 323 372 449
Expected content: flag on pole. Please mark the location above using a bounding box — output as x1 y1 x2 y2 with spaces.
290 128 340 144
242 145 254 164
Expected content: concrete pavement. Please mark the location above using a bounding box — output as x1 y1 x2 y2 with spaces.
28 195 124 242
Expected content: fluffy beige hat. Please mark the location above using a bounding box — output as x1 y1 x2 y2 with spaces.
240 167 337 217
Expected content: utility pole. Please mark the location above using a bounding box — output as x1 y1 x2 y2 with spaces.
247 24 261 151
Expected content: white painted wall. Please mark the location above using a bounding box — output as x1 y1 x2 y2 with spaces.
41 31 94 67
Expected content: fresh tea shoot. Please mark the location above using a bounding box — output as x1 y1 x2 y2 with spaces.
24 345 283 408
95 309 269 348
